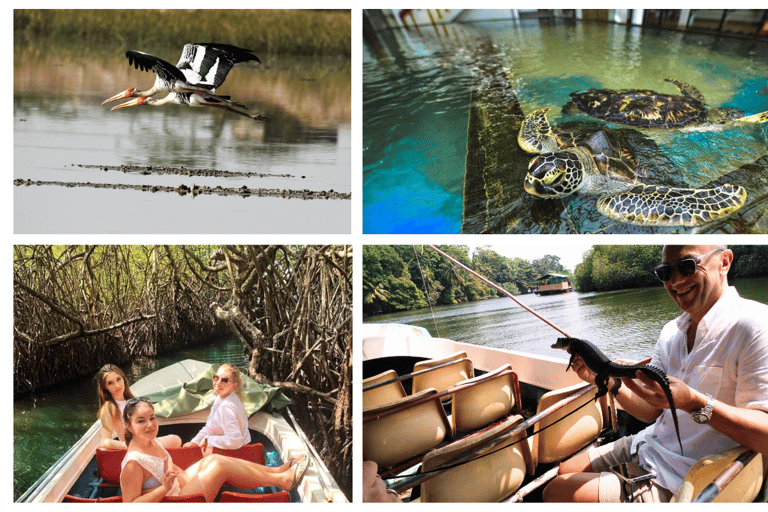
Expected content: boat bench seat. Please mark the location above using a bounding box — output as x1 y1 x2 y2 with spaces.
96 443 266 484
451 363 521 435
220 490 291 502
412 351 474 399
363 388 451 468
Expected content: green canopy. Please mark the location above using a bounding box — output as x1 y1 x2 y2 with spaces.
149 363 291 418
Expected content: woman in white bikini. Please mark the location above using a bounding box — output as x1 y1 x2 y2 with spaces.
120 398 307 502
183 363 250 453
96 364 181 450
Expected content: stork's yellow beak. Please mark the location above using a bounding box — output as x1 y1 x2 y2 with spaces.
110 97 147 111
101 87 136 106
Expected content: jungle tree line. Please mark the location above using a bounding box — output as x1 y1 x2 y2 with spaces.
574 245 768 292
14 245 352 499
363 245 570 317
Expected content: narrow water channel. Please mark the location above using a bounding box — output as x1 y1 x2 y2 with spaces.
13 338 247 501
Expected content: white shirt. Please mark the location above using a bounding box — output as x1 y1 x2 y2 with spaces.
632 286 768 492
190 392 251 449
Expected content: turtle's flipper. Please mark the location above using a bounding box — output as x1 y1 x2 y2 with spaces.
596 183 746 226
665 78 705 103
734 110 768 124
519 108 560 154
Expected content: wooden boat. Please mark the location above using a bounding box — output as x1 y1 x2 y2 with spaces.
17 359 347 503
362 323 766 503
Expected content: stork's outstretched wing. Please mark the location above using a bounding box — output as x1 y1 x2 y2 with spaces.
125 50 188 84
176 43 260 90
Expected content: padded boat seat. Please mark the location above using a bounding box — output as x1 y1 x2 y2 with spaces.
363 388 451 468
220 491 291 502
672 446 764 503
529 382 609 466
161 494 206 502
451 364 519 434
63 494 122 502
412 351 474 398
212 443 266 465
363 370 407 409
421 414 533 502
167 445 205 469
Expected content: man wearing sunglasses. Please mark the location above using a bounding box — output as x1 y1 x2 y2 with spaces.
545 245 768 503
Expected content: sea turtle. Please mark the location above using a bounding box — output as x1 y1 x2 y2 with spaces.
518 108 747 226
563 79 768 129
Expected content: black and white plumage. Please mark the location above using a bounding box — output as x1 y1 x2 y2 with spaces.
102 43 259 107
110 92 269 121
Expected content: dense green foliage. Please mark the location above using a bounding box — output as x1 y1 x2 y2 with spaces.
364 245 768 316
574 245 768 292
362 245 570 316
14 9 351 57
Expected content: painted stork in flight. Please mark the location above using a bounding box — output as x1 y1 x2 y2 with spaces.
111 92 269 121
102 43 259 109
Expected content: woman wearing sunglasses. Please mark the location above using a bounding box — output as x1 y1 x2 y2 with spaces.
544 245 768 503
120 397 307 502
96 364 181 450
182 363 250 454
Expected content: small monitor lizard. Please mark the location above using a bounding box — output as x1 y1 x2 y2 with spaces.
552 337 684 456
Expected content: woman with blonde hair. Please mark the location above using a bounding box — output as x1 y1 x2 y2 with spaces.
96 364 181 449
183 363 250 453
120 398 307 502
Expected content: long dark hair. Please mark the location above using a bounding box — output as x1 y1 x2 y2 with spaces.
122 398 153 446
96 364 136 433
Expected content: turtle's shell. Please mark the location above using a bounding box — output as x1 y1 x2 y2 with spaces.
565 89 709 129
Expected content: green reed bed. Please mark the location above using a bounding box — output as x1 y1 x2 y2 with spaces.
14 9 350 57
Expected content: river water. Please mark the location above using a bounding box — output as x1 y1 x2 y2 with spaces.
366 278 768 361
14 47 351 234
13 337 248 501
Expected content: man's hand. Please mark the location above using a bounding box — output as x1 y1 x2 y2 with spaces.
621 371 701 412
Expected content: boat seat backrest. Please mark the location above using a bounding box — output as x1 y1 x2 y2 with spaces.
421 414 533 502
412 351 474 398
96 448 127 483
530 382 607 466
212 443 266 465
363 370 407 409
220 491 291 502
167 445 205 470
451 363 518 434
363 388 451 468
671 446 764 503
161 493 206 502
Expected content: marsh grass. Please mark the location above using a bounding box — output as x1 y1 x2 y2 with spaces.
14 9 350 57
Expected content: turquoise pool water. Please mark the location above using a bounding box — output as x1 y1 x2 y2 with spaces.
363 20 768 234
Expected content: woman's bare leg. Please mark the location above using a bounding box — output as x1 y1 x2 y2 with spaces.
157 434 182 449
178 454 301 502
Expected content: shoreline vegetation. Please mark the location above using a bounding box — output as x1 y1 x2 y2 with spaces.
14 9 351 57
363 245 768 317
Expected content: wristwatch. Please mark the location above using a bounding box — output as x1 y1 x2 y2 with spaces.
691 393 714 424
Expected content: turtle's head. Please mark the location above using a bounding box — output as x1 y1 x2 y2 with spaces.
707 107 744 124
524 151 585 198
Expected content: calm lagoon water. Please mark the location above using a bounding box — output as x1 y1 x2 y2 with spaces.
366 277 768 361
363 20 768 234
14 49 351 234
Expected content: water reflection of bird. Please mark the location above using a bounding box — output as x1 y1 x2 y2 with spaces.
111 92 269 121
102 43 260 113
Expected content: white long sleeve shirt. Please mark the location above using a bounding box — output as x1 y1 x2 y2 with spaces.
190 392 251 449
632 286 768 492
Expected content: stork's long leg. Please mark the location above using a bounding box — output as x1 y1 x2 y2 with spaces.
204 103 270 121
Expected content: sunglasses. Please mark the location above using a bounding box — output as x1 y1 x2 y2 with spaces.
654 248 724 282
212 375 231 385
127 397 153 406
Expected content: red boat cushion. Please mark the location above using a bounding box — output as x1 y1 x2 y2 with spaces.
212 443 265 465
161 493 206 502
63 494 122 502
219 491 290 502
96 448 127 484
166 446 204 469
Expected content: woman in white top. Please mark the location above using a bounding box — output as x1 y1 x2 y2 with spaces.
120 398 307 502
96 364 181 450
183 363 250 453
